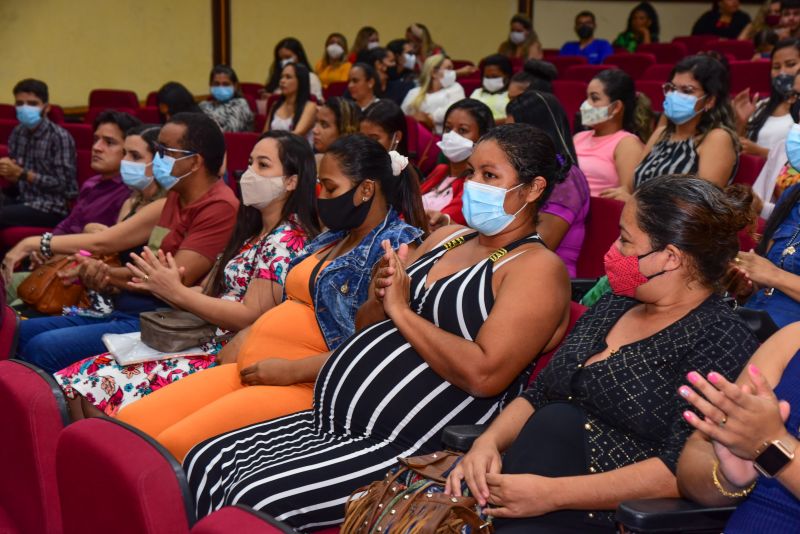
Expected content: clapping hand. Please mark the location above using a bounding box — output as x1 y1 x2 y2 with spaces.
373 240 411 318
127 247 185 298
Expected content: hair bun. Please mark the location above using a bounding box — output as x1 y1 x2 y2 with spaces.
723 183 758 234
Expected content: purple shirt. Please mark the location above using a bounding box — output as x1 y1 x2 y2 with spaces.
541 165 590 278
53 174 130 235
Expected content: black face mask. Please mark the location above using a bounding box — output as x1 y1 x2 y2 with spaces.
317 184 374 231
387 66 400 81
576 25 594 39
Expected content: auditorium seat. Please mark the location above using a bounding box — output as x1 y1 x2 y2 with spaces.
729 60 772 96
49 105 66 124
84 106 139 125
552 80 587 131
0 226 54 252
323 81 349 101
733 153 767 187
0 119 17 145
604 52 657 79
137 106 162 124
529 301 587 384
0 304 19 360
562 64 616 84
575 196 625 279
542 48 560 60
0 104 15 120
452 59 475 71
223 131 260 195
146 91 159 107
56 417 196 534
0 360 69 534
641 64 675 82
63 123 93 150
637 42 687 65
405 116 441 176
636 80 666 113
190 506 295 533
88 89 140 110
239 82 265 101
708 39 756 61
671 35 718 55
548 55 588 76
459 77 481 97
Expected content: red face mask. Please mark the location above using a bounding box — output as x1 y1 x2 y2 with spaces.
603 244 665 298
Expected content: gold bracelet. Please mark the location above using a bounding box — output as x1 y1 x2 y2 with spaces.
712 460 757 498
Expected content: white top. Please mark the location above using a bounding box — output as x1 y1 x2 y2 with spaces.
271 112 313 146
756 113 793 151
309 72 324 102
752 137 787 219
401 83 466 135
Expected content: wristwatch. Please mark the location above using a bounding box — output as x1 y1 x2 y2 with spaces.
754 438 795 478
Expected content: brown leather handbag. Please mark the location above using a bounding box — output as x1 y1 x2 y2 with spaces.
139 310 217 352
342 451 493 534
17 256 90 315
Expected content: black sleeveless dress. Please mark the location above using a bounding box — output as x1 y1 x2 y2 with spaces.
184 231 544 531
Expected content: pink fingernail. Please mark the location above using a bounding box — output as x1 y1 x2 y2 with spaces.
749 364 760 375
683 411 695 421
708 372 720 384
679 386 691 398
687 372 700 384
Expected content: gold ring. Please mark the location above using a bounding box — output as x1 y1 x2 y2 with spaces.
719 415 728 426
143 275 150 282
734 257 741 264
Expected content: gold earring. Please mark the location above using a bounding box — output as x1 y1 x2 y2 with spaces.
362 196 369 202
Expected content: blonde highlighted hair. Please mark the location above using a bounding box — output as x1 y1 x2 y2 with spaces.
409 54 447 113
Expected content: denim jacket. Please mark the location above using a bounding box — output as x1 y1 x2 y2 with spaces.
285 208 423 350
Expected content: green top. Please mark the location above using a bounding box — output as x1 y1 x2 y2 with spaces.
613 31 640 53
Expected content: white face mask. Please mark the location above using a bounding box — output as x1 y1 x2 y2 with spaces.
509 31 527 45
367 41 380 50
440 69 457 88
403 53 416 70
482 76 505 93
326 43 344 59
280 57 295 68
579 99 613 126
240 168 287 209
436 130 474 163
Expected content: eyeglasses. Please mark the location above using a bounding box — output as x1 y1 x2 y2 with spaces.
662 82 704 97
153 142 196 158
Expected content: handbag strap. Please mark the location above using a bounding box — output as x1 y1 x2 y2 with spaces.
307 243 337 300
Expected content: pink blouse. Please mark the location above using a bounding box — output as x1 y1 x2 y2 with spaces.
574 130 636 196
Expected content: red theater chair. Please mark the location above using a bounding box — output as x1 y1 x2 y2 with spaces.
562 64 616 84
708 39 756 61
88 89 140 110
604 53 657 79
637 42 688 65
0 360 69 534
575 196 625 279
548 55 588 76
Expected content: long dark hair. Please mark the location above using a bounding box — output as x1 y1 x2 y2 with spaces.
156 82 200 119
360 100 409 156
747 39 800 141
327 134 428 234
757 182 800 255
268 63 311 129
265 37 313 93
207 130 321 297
506 90 578 164
625 2 660 42
351 62 382 98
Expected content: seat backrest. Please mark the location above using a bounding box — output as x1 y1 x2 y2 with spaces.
323 81 349 101
0 360 68 534
636 80 666 113
56 418 194 534
223 131 261 177
603 53 656 79
562 64 616 83
76 149 94 186
190 505 295 533
733 153 767 187
576 196 625 278
239 82 264 100
459 78 481 97
0 305 19 360
83 106 139 125
729 60 772 95
528 301 587 384
137 106 163 124
708 39 755 61
63 123 94 150
548 55 588 76
641 63 676 82
0 104 15 120
146 91 159 107
552 80 588 131
451 59 475 70
88 89 140 110
637 42 687 64
0 119 17 145
49 105 66 124
671 35 719 55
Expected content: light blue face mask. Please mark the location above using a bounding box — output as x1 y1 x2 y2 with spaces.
663 91 705 125
120 160 154 190
210 85 235 103
152 152 195 190
786 124 800 171
461 180 528 236
16 105 43 129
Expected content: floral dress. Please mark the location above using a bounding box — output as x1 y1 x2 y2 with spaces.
53 217 308 416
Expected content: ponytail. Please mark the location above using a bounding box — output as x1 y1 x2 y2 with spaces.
385 163 429 237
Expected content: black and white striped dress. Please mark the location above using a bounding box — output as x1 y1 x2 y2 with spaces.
184 230 544 531
634 137 699 188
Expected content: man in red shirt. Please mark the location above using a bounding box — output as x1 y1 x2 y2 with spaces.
16 112 240 373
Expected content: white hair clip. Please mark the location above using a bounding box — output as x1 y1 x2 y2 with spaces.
389 150 409 177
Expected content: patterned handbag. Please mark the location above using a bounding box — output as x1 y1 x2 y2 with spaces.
342 451 493 534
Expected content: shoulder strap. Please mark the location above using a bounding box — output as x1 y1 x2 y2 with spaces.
489 233 545 263
307 244 337 299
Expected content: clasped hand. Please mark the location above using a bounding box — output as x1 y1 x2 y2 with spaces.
126 247 185 298
373 240 411 318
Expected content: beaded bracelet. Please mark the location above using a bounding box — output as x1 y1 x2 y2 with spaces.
40 232 53 259
712 460 757 498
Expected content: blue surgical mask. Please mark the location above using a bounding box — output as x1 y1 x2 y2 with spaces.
786 124 800 171
16 105 43 129
120 160 154 190
461 180 528 236
663 91 704 125
152 152 195 190
210 85 235 102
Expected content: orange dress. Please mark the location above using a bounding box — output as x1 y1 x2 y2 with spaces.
116 254 330 461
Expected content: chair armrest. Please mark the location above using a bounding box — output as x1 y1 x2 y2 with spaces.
441 424 486 452
570 278 599 303
615 498 735 533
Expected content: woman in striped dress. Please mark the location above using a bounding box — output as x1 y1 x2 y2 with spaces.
184 123 573 529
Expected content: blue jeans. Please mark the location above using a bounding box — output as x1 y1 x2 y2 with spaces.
17 312 141 374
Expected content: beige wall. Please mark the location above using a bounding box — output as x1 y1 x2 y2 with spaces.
230 0 518 84
0 0 516 108
0 0 212 108
534 0 760 49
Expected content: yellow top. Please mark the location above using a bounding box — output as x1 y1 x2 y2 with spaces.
315 59 352 89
